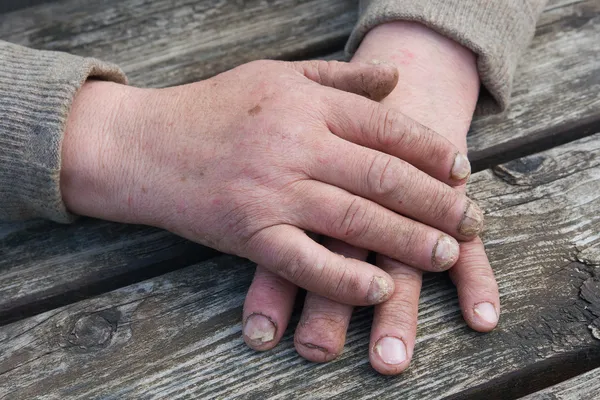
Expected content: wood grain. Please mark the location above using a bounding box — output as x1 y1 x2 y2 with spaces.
2 134 600 399
0 219 216 325
522 367 600 400
0 0 358 88
467 0 600 169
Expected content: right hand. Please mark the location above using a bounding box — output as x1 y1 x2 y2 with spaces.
61 59 483 306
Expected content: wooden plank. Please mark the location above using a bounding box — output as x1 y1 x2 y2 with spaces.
0 0 597 335
0 0 358 88
2 133 600 399
521 367 600 400
467 0 600 169
0 219 216 325
0 0 54 14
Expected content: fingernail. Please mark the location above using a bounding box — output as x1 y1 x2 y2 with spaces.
432 235 459 270
366 276 391 304
474 302 498 325
374 336 407 365
244 313 276 345
458 201 484 237
451 153 471 181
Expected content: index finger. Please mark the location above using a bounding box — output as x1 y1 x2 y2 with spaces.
324 92 471 185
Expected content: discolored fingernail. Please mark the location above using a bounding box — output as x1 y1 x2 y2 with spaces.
451 152 471 181
474 302 498 325
432 235 459 270
366 276 391 304
243 313 276 346
458 201 484 237
374 336 407 365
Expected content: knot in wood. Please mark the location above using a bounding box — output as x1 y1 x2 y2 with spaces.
68 314 115 349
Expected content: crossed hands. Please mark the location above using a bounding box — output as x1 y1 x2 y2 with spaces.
61 23 499 376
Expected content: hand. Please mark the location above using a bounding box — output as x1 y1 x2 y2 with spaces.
242 23 499 374
61 59 481 307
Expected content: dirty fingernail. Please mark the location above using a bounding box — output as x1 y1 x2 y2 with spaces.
366 276 391 304
433 235 459 270
458 201 484 237
374 336 407 365
474 302 498 325
244 313 276 346
451 153 471 181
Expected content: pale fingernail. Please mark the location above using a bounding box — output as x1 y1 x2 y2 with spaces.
366 276 391 304
432 235 459 270
458 201 484 237
474 302 498 325
451 153 471 181
244 313 276 345
374 336 407 365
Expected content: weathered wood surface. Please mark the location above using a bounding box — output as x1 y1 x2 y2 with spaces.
0 0 597 168
0 0 598 327
0 220 215 325
2 134 600 399
468 0 600 168
522 367 600 399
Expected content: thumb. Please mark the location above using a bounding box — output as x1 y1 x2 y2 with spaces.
289 59 399 101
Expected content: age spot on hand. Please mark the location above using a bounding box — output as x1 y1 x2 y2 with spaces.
248 104 262 116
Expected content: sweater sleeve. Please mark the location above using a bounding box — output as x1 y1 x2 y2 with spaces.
0 41 127 223
347 0 548 114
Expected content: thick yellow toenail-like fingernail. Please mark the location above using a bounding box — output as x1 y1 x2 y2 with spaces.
451 152 471 181
459 201 484 237
432 235 459 270
244 313 276 346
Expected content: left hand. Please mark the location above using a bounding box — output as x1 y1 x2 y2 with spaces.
241 22 500 374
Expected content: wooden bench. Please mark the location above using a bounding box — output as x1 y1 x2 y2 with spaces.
0 0 599 398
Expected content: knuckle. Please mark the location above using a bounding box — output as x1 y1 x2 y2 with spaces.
427 186 460 222
329 265 361 299
277 245 323 285
378 299 418 333
330 197 374 240
373 106 405 149
457 267 498 294
367 153 401 197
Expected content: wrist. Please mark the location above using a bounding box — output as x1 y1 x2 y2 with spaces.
352 21 480 152
60 80 151 224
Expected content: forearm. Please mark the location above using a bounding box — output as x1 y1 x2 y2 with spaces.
351 21 479 152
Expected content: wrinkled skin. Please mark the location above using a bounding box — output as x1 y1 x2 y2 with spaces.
243 22 500 375
61 59 482 309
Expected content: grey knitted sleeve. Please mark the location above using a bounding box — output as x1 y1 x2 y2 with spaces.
0 41 127 222
348 0 548 114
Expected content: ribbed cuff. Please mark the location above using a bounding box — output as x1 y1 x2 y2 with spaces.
347 0 547 115
0 41 127 223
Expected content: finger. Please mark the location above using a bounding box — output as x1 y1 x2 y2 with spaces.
449 237 500 332
242 266 297 350
324 93 471 185
291 181 460 272
294 238 367 362
308 136 484 240
370 255 422 375
244 224 394 306
289 60 399 101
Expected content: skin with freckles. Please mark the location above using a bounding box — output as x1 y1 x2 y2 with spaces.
62 59 482 312
243 21 500 375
